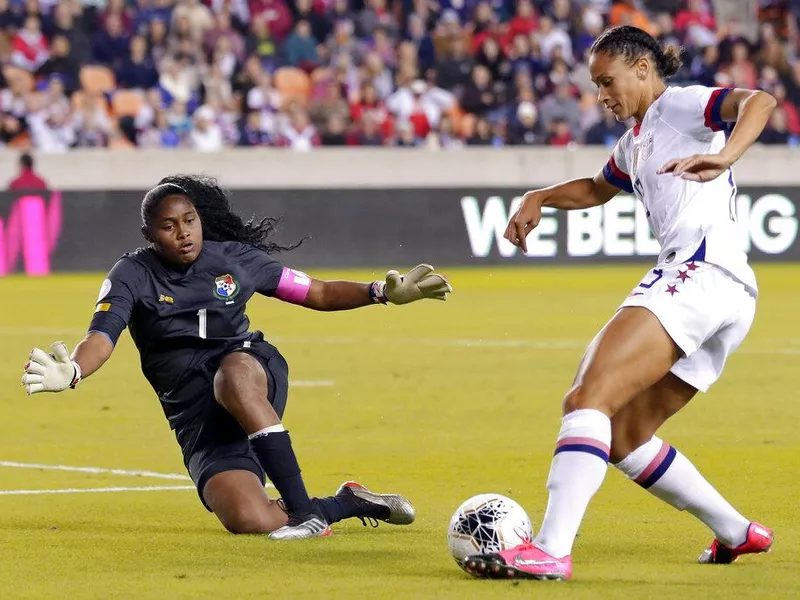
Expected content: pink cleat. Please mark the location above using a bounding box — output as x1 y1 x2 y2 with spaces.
463 543 572 581
698 522 774 564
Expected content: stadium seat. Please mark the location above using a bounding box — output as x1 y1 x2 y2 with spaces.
112 90 144 117
274 67 312 104
80 65 117 95
459 112 477 138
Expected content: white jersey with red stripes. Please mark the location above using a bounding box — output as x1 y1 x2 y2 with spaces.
602 85 756 293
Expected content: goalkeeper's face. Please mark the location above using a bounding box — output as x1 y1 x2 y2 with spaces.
148 194 203 267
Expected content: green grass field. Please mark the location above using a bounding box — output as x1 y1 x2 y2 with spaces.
0 264 797 599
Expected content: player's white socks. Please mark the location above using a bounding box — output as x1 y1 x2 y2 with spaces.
614 436 750 547
534 409 611 559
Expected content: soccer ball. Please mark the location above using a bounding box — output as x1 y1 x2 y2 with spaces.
447 494 533 568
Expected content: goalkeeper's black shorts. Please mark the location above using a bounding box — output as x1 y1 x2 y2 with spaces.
170 337 290 511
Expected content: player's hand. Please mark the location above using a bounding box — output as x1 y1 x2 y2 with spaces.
380 264 452 304
504 190 545 253
21 341 81 395
657 153 731 182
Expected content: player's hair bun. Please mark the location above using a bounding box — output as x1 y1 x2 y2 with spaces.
591 25 684 81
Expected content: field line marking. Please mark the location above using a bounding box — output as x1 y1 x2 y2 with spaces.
0 461 191 480
290 380 335 387
0 485 196 495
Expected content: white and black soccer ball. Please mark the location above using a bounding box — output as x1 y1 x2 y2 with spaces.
447 493 533 569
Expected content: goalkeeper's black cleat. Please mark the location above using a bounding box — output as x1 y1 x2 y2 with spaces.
335 481 416 527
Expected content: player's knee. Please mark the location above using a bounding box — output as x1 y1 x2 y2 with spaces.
220 507 274 535
562 382 615 416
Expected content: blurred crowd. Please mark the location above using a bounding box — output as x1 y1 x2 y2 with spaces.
1 0 800 151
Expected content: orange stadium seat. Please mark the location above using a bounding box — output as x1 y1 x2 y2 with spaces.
274 67 311 103
112 90 144 117
80 65 117 95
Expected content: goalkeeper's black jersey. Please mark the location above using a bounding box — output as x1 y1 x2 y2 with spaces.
88 240 286 403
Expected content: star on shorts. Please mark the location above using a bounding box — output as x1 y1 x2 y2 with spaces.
666 284 679 296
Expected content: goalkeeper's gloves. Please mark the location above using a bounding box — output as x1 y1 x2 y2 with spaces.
21 341 82 395
370 264 453 305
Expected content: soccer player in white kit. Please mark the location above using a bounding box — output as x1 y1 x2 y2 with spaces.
464 25 777 581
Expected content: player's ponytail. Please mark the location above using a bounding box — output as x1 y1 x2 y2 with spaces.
591 25 683 81
141 175 305 254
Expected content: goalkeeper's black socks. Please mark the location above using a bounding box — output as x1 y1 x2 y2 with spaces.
248 425 313 516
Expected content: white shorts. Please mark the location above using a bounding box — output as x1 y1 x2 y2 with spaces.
619 261 756 392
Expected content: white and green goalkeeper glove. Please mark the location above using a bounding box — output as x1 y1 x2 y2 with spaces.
370 264 453 305
21 341 82 395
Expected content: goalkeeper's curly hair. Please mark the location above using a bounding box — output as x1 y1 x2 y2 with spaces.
140 174 303 254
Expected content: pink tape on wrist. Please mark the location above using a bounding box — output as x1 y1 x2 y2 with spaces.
275 267 312 304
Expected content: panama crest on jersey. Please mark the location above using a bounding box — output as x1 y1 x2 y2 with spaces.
213 274 240 300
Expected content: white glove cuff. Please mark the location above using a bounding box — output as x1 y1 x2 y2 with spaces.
69 361 82 389
369 281 388 304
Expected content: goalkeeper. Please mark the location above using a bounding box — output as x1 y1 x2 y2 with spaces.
21 175 452 540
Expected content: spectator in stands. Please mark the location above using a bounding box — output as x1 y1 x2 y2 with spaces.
204 10 245 63
37 34 79 92
407 14 435 73
393 120 420 147
283 19 318 70
50 2 90 65
7 152 47 189
466 116 499 146
309 80 350 130
675 0 717 47
249 0 292 42
358 0 398 39
146 18 169 65
363 51 394 99
246 15 278 69
609 0 653 34
2 0 799 151
584 111 626 146
26 92 75 152
689 44 720 87
293 0 331 47
538 81 581 135
11 15 49 71
352 113 383 146
238 109 272 146
424 115 463 149
507 100 544 145
758 106 792 144
461 64 499 117
535 15 573 64
507 0 538 41
278 106 320 150
189 104 223 150
437 36 475 94
171 0 213 44
117 35 158 89
101 0 134 36
92 13 130 70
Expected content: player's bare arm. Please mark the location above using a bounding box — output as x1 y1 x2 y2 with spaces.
504 175 619 252
659 89 777 183
71 331 115 379
299 265 452 311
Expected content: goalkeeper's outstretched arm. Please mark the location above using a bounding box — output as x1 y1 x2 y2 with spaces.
22 333 114 395
72 331 115 380
274 264 453 311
